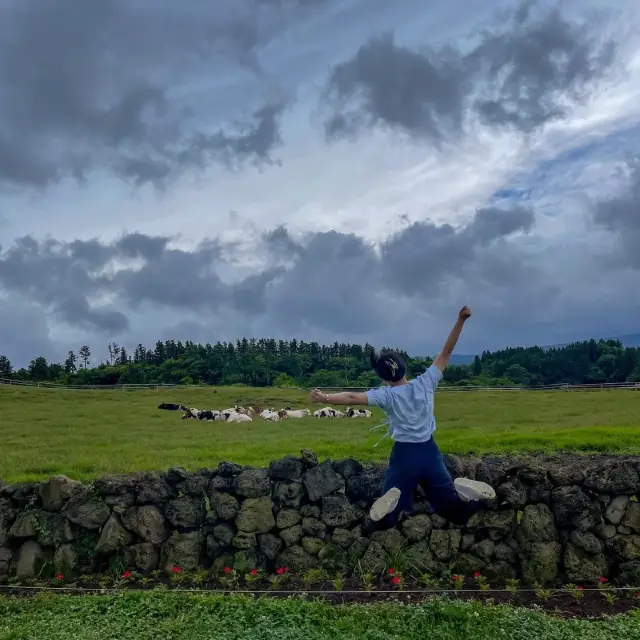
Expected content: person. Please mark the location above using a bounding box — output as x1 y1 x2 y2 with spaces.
309 306 495 530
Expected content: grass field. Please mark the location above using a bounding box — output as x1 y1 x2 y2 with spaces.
1 592 638 640
1 385 639 483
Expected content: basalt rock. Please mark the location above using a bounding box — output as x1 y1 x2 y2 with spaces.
1 453 638 585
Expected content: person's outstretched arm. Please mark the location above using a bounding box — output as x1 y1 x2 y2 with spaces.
309 389 369 405
432 306 472 373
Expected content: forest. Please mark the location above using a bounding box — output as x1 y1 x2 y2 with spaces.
1 336 639 388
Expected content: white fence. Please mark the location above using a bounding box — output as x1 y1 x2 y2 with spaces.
1 377 638 393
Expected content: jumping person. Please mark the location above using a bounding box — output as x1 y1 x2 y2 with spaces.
309 306 495 529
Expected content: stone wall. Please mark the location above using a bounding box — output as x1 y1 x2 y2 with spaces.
1 452 639 585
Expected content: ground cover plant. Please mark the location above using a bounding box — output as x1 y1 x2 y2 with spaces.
1 591 639 640
1 386 640 483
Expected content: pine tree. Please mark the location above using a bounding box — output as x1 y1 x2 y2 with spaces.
0 355 12 378
64 351 77 374
79 345 91 369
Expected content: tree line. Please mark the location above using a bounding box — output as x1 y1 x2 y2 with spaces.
1 337 639 389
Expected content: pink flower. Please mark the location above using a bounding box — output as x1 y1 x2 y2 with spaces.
276 567 284 575
391 576 400 585
172 566 181 574
250 568 258 576
122 570 132 579
387 568 396 575
56 573 64 581
576 586 583 591
223 566 231 574
599 576 608 584
283 567 289 573
473 571 481 578
451 575 460 582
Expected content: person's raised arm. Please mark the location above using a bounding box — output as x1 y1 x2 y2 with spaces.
309 389 369 405
432 306 472 373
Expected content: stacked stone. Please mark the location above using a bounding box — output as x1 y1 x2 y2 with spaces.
1 453 639 585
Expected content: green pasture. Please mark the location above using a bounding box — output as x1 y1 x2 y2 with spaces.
1 385 639 482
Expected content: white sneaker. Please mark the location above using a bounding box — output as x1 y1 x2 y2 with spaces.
369 487 402 522
454 478 496 502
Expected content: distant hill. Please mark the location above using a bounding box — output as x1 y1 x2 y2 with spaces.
434 333 640 365
612 333 640 347
543 333 640 350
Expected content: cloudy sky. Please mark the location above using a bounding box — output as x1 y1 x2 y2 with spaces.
1 0 640 367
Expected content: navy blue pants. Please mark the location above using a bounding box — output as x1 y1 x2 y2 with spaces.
381 437 481 527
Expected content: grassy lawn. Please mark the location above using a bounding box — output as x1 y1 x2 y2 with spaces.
1 385 639 483
1 592 638 640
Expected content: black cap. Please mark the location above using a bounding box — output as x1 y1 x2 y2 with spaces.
370 349 406 382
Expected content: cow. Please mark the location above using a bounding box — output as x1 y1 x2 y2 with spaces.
286 408 311 418
158 403 185 411
181 407 201 420
227 412 252 423
346 407 372 418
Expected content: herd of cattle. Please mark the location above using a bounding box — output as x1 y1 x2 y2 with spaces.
157 403 372 422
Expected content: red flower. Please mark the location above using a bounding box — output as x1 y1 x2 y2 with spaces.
276 567 284 575
391 576 400 585
283 567 289 573
56 573 64 581
223 566 231 574
473 571 481 578
451 575 460 582
250 568 258 576
576 586 583 591
636 592 640 598
172 566 181 574
387 568 396 575
599 576 608 584
122 570 132 579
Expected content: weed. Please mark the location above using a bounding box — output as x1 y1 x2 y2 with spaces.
192 569 211 585
330 572 345 592
418 573 439 589
533 582 552 601
451 574 464 591
565 584 584 602
302 568 326 589
505 578 520 595
360 571 376 593
473 572 490 592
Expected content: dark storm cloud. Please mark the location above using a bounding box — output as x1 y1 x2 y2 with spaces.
0 0 320 191
0 236 126 332
469 2 617 133
380 205 535 297
0 300 59 367
322 33 469 144
321 1 617 141
0 203 536 339
593 157 640 268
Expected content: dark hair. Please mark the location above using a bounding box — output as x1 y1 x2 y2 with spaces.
369 348 406 382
